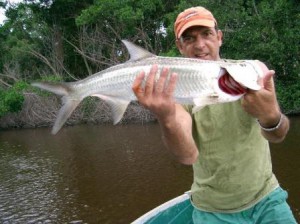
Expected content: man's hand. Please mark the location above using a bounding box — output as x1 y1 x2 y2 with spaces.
132 64 178 123
132 65 198 164
242 68 281 126
242 61 289 142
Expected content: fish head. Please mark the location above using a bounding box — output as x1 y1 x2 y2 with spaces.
220 60 264 91
192 65 249 113
192 70 244 113
217 68 248 95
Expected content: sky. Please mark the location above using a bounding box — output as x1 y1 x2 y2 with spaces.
0 0 23 24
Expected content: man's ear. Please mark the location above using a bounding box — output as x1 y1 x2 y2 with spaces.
217 30 223 47
175 39 184 55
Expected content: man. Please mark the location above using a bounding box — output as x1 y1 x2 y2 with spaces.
132 6 297 223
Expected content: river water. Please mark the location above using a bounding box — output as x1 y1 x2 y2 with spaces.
0 117 299 223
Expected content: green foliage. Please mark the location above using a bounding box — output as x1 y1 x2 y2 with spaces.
76 0 179 51
12 80 30 91
0 81 29 116
0 1 6 8
77 0 155 27
37 75 64 83
0 0 299 114
0 2 49 77
81 96 99 117
220 0 300 78
276 80 300 114
213 0 300 113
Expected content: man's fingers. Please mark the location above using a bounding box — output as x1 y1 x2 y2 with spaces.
132 65 177 104
262 70 275 91
155 67 169 93
132 71 145 98
165 73 178 97
144 65 158 96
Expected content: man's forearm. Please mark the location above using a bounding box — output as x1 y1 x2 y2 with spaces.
158 110 199 165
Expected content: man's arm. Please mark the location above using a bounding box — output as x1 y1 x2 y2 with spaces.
132 65 198 165
158 104 199 165
242 61 289 143
258 113 289 143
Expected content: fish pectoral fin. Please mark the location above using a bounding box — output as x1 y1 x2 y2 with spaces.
192 98 207 113
192 95 219 113
192 105 205 114
93 94 130 124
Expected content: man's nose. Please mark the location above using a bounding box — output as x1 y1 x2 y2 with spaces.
194 35 205 49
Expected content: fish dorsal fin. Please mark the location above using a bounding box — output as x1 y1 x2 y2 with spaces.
122 40 156 61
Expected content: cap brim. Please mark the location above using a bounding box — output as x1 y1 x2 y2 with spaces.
177 20 215 38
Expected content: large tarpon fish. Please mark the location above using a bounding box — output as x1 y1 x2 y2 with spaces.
32 40 264 134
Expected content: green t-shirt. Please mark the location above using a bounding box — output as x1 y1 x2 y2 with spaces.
185 100 278 212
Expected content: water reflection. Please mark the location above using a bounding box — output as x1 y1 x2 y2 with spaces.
0 139 67 223
0 124 192 223
271 116 300 222
0 117 299 223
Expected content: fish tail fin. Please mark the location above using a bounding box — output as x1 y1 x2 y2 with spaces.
52 97 81 134
32 82 81 134
31 82 71 96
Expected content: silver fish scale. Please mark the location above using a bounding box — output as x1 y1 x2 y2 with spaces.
72 56 223 104
150 58 221 103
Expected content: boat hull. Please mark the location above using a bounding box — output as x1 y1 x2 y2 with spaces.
132 192 193 224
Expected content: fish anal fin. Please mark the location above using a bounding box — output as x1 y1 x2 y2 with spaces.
93 94 130 124
192 105 205 114
110 100 130 124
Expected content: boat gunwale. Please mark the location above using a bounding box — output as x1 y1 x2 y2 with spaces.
131 191 191 224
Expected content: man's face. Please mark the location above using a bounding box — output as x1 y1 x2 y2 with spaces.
176 26 223 61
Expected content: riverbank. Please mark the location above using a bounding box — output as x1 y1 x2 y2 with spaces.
0 93 156 130
0 92 299 131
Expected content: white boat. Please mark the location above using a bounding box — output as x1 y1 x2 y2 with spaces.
132 191 193 224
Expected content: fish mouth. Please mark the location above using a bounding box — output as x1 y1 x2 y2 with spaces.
218 71 247 95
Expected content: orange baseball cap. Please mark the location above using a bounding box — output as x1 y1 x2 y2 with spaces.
174 6 217 39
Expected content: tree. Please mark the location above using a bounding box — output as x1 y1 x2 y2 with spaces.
0 0 299 115
25 0 94 79
76 0 180 63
